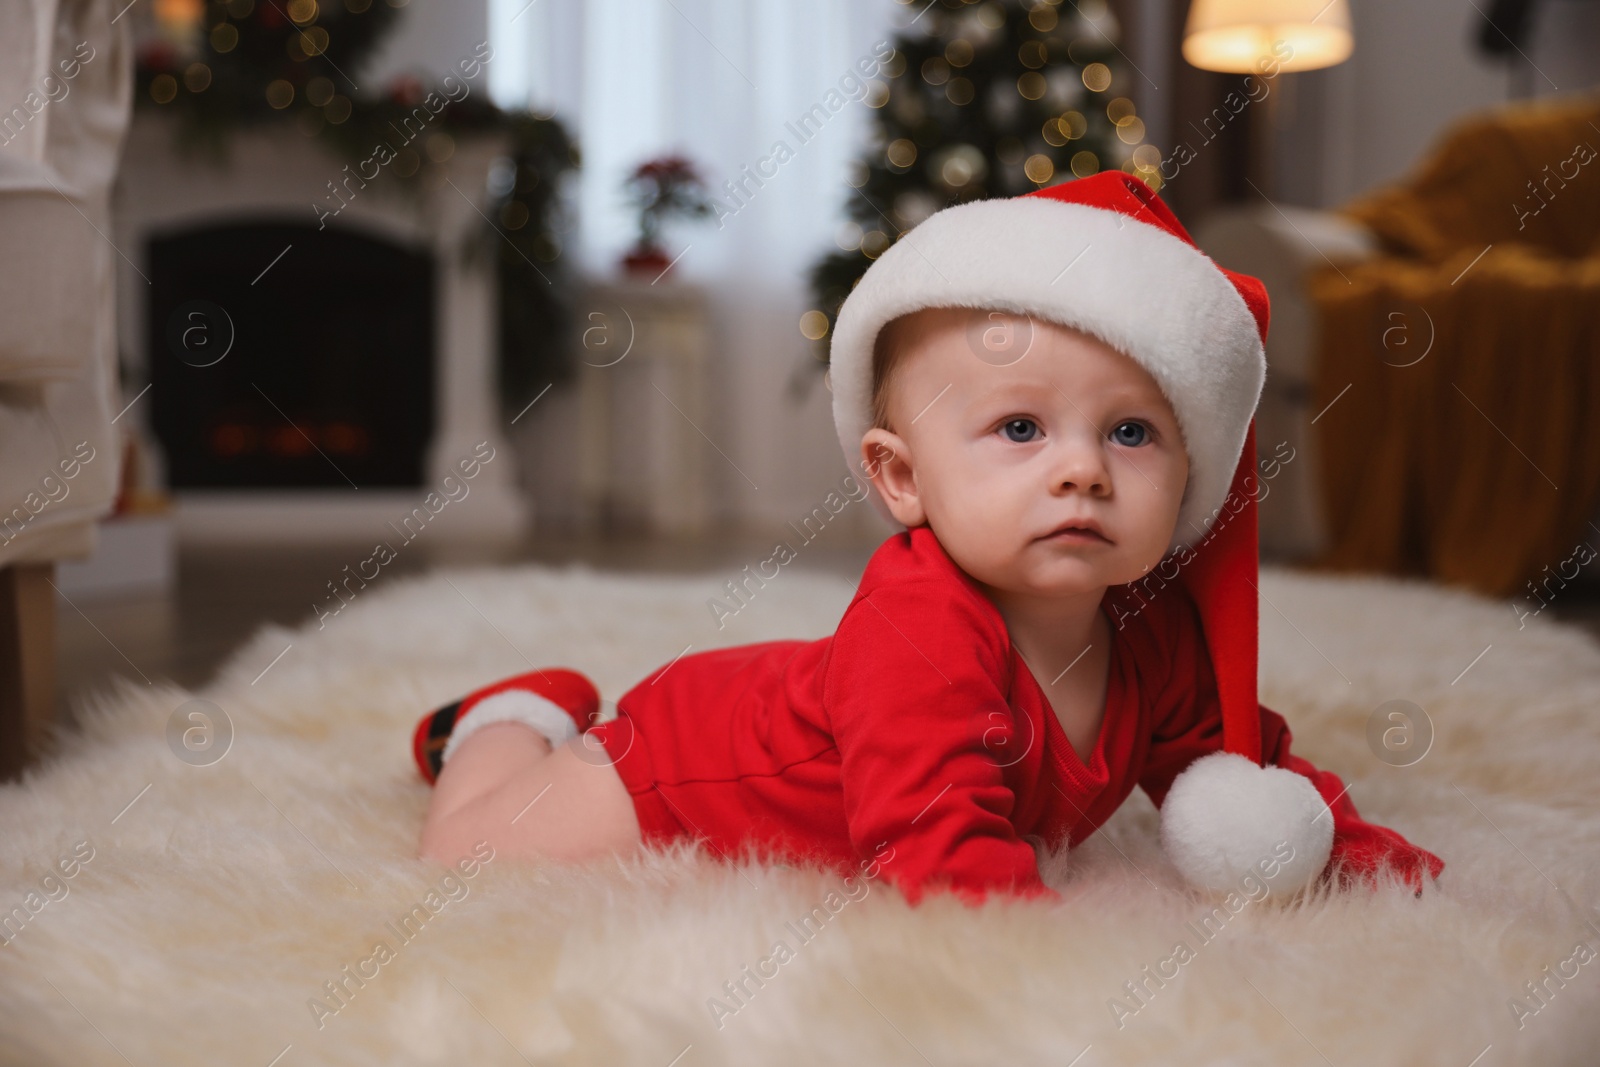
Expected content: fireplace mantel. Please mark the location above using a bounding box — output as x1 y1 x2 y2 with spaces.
111 110 530 544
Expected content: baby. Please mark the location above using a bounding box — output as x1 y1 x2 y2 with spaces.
412 172 1444 905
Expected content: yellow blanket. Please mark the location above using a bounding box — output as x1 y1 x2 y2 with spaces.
1304 91 1600 597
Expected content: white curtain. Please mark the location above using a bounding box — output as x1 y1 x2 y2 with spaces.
488 0 905 530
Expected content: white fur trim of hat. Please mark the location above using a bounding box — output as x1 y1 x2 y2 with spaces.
828 193 1266 557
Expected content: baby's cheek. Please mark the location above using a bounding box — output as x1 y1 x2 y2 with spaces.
950 522 1017 587
964 525 1011 570
950 486 1016 554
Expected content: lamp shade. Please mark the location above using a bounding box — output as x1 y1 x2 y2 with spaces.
1182 0 1353 73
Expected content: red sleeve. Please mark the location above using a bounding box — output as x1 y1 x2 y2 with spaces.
1137 595 1445 895
823 579 1061 907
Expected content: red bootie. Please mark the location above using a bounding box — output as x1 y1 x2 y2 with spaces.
411 667 603 785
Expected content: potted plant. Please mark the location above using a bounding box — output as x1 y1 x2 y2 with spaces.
621 154 716 278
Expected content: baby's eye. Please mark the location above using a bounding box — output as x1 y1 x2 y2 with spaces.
999 418 1040 443
1110 421 1150 447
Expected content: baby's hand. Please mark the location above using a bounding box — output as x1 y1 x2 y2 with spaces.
1321 821 1445 897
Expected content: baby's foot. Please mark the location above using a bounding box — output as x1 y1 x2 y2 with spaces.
411 667 603 785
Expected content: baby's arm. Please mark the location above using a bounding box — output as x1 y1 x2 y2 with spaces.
824 581 1061 907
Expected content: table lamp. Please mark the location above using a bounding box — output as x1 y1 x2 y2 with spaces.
1183 0 1353 73
1182 0 1354 195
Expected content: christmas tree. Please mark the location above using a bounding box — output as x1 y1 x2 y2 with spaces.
805 0 1151 378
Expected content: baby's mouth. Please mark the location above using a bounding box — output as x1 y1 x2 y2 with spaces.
1042 527 1110 545
1037 519 1112 545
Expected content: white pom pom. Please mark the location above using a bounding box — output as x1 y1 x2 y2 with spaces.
1159 751 1334 895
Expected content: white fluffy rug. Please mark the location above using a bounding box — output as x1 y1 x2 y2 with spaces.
3 558 1599 1067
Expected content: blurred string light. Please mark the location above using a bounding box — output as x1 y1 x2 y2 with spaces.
799 310 830 341
305 75 335 106
152 0 205 47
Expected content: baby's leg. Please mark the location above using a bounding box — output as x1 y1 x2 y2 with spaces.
418 723 642 865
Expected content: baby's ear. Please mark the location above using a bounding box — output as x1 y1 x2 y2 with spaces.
859 428 925 527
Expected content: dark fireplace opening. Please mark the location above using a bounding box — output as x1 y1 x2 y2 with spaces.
149 220 434 489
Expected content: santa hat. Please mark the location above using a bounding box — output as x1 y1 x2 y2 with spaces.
827 171 1334 895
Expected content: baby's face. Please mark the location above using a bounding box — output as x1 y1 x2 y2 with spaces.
861 307 1189 600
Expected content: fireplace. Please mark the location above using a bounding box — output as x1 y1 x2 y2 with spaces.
112 112 529 542
149 220 435 489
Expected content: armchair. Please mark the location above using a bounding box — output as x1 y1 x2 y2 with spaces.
0 0 132 778
1195 90 1600 598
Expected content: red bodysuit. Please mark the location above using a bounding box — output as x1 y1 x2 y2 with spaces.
595 525 1443 904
